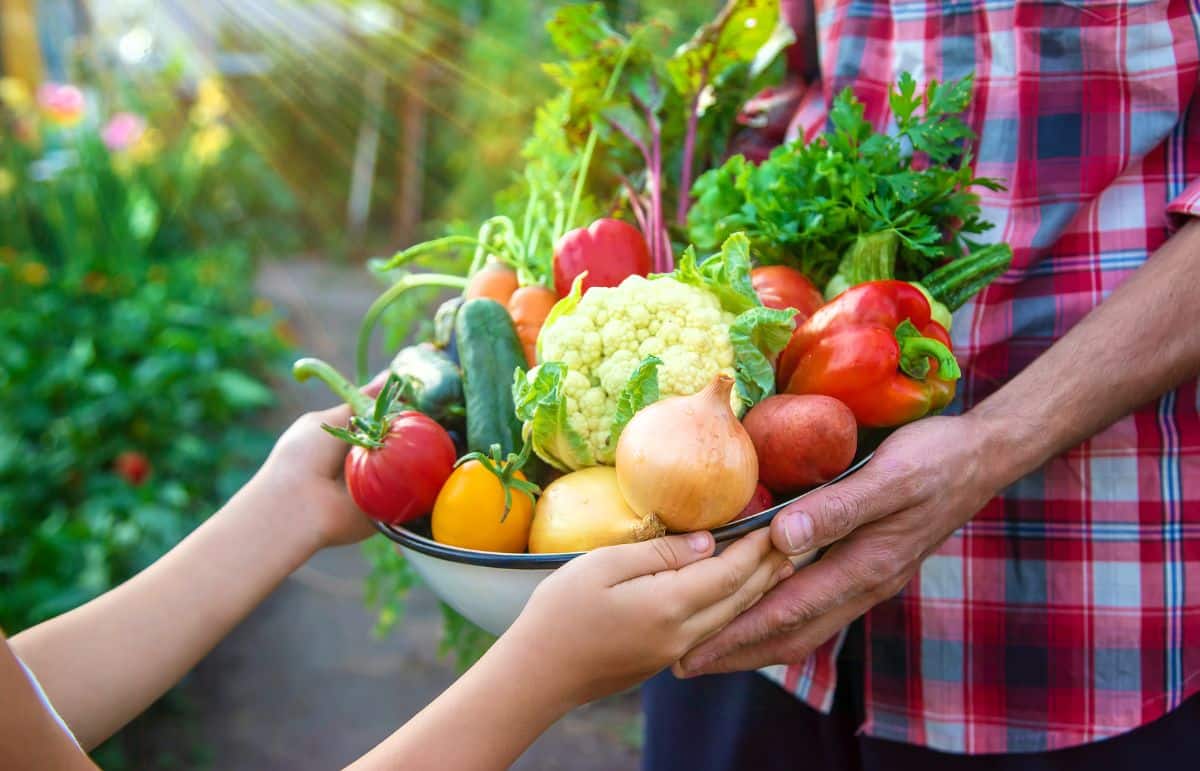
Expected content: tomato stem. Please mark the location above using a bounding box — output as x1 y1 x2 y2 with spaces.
293 357 374 416
459 440 540 523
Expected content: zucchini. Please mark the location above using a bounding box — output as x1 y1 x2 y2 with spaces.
455 298 525 455
390 343 464 430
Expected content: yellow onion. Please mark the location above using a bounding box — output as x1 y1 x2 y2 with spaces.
616 374 758 532
529 467 664 553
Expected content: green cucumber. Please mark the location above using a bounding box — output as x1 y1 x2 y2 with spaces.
920 243 1013 311
390 343 464 429
455 298 525 455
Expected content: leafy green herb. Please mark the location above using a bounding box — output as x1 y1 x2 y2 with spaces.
542 1 787 270
687 73 1005 289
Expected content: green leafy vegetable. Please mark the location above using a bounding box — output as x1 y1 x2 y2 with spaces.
687 74 1005 289
543 1 788 270
671 233 759 315
671 233 795 408
512 363 596 471
610 356 663 443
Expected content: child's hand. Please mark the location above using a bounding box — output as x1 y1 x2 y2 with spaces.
497 529 792 707
254 404 376 548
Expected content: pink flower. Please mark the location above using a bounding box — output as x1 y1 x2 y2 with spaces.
37 83 85 126
102 112 147 152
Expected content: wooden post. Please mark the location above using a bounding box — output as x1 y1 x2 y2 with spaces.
393 58 428 246
1 0 46 87
347 65 387 249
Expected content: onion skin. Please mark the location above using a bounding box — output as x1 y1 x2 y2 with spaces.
529 467 664 553
615 374 758 532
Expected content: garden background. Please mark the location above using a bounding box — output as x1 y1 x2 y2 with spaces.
0 0 719 768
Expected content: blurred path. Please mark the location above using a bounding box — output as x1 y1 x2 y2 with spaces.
123 258 640 770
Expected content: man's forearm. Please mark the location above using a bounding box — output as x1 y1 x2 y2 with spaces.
10 475 321 750
970 220 1200 487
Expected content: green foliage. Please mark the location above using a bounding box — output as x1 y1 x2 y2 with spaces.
362 535 418 637
0 75 291 633
538 0 785 260
0 246 287 631
687 74 1005 286
438 602 497 672
363 537 495 672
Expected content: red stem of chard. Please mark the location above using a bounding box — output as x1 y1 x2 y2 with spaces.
676 65 709 228
647 105 671 272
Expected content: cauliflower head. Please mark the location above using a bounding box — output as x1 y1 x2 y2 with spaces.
536 275 737 464
513 233 798 472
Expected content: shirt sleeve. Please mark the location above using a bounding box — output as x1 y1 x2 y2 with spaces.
1167 177 1200 225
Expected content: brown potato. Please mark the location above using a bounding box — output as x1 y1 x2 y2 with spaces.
743 394 857 496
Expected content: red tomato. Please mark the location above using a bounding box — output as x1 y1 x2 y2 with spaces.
751 266 824 322
114 451 151 486
344 411 456 525
553 218 651 298
737 482 774 519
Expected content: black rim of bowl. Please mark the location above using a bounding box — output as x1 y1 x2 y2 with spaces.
373 453 874 570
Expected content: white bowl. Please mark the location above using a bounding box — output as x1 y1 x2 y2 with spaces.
376 455 873 636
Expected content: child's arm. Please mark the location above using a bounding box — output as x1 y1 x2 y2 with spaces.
9 405 372 751
0 636 97 770
348 529 791 771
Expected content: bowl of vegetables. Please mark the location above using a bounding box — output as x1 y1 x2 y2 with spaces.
373 452 873 637
290 2 1015 648
295 226 1003 640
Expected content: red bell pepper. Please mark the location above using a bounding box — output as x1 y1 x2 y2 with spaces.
553 218 651 298
776 280 961 427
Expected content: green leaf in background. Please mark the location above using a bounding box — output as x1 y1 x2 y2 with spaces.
363 536 417 638
545 2 618 58
438 602 497 673
211 370 275 410
666 0 780 100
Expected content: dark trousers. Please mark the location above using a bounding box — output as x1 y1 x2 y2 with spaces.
642 623 1200 771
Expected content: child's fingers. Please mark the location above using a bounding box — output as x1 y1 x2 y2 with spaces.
682 550 792 642
669 529 777 613
363 370 390 398
584 532 716 586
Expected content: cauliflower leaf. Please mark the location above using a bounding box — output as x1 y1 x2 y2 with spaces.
514 357 662 472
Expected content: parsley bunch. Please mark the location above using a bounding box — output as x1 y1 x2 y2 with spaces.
687 73 1004 290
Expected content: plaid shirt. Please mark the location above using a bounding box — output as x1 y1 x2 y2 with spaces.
755 0 1200 754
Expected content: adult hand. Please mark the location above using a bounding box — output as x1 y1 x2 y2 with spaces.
255 404 376 548
675 414 1002 676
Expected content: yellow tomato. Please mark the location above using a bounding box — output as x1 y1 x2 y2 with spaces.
431 460 534 553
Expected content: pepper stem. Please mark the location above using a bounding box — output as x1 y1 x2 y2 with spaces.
459 440 540 523
293 358 374 416
895 321 962 381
